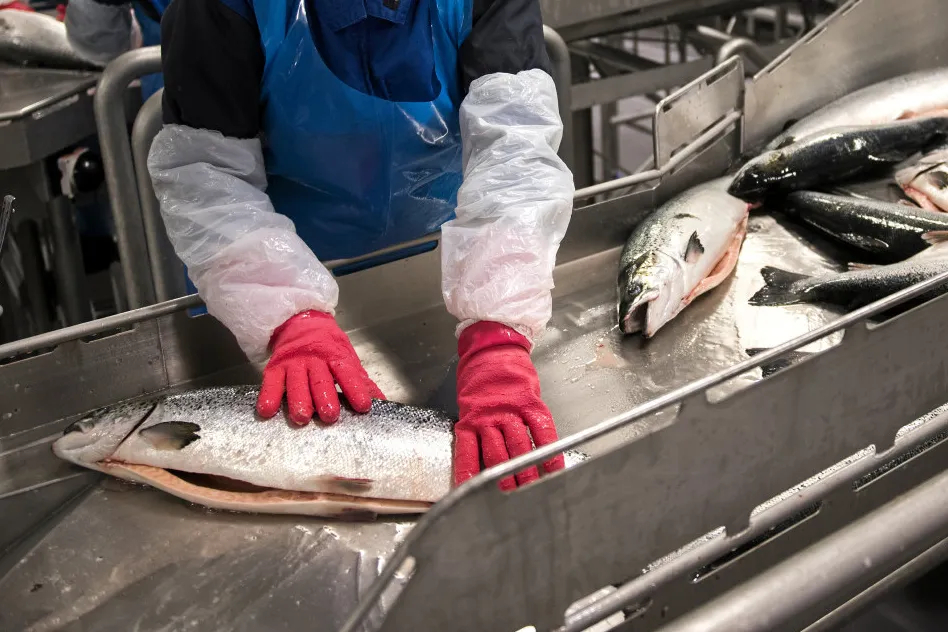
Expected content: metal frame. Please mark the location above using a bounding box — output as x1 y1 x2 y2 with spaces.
94 47 162 310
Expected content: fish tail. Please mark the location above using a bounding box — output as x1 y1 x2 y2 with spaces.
750 266 811 306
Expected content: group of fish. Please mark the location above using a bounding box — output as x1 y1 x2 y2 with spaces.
53 68 948 521
617 67 948 337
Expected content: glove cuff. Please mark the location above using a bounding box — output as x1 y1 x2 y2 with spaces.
270 310 333 349
458 321 532 359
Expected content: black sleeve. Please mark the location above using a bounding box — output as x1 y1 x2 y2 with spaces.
458 0 552 95
160 0 265 139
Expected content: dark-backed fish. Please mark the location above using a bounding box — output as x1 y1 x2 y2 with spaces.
730 118 948 202
0 10 96 69
749 244 948 309
782 191 948 262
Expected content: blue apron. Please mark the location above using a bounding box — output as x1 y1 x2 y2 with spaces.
251 0 471 261
133 0 170 98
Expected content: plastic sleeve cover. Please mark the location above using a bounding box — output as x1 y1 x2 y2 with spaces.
64 0 133 66
441 68 574 344
147 125 339 362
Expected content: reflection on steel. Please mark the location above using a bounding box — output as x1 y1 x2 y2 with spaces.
559 405 948 631
47 196 91 325
342 265 948 631
95 47 162 310
661 468 948 632
543 26 573 171
132 89 187 302
573 109 741 200
0 195 12 257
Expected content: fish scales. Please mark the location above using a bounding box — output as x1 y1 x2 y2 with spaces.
769 68 948 150
54 386 585 517
0 10 96 70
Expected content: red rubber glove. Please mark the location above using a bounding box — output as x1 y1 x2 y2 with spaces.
256 311 385 425
454 321 565 490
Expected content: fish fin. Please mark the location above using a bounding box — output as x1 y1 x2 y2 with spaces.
688 216 748 301
138 422 201 451
838 233 890 253
922 230 948 245
846 262 876 271
683 231 705 263
749 266 810 306
774 135 797 149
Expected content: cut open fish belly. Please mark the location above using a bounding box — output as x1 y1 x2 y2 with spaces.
102 462 432 517
687 216 749 302
53 386 587 518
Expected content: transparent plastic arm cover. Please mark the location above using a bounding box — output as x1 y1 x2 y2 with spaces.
148 126 339 362
441 69 574 345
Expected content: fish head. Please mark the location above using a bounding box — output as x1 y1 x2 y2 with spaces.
53 399 158 468
618 250 683 336
728 150 791 201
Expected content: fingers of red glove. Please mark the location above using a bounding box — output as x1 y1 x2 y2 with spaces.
526 409 566 474
453 427 481 487
284 364 314 425
329 360 378 414
479 425 516 491
307 360 340 424
256 364 286 419
500 420 541 487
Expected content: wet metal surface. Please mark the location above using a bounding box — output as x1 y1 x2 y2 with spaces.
0 210 857 631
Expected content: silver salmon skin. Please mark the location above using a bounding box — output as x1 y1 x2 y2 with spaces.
618 177 749 336
768 68 948 150
53 387 582 518
782 191 948 262
0 10 96 70
730 118 948 202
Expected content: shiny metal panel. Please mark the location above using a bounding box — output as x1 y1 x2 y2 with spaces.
653 56 744 169
94 47 162 309
746 0 948 149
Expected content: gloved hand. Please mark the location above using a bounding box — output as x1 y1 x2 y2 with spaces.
256 311 385 425
454 321 565 490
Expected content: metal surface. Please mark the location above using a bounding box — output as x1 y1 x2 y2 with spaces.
46 196 91 326
544 26 574 172
94 47 162 309
746 0 948 149
344 260 948 632
0 65 98 170
802 537 948 632
0 195 12 259
653 55 744 169
132 90 187 303
660 470 948 632
570 41 786 112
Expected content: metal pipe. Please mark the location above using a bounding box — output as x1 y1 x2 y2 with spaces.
47 196 92 325
131 90 187 302
714 37 772 70
543 26 573 171
573 109 741 200
659 469 948 632
94 47 162 310
0 231 442 361
341 267 948 632
559 408 948 631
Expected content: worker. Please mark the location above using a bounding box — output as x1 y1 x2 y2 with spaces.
147 0 574 488
64 0 168 97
